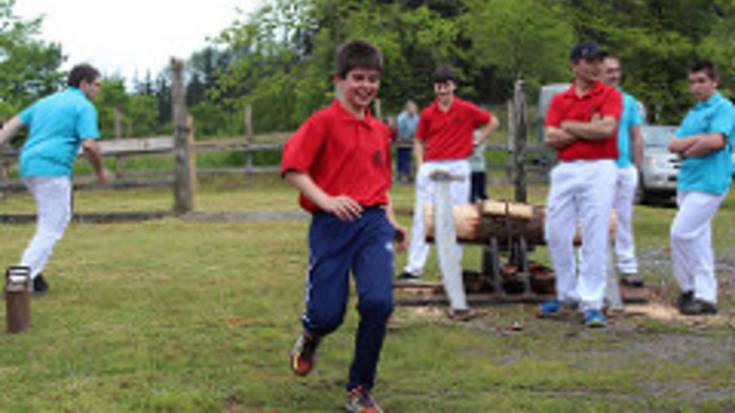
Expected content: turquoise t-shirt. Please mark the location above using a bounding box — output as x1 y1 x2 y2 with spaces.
18 87 100 177
675 92 735 195
468 140 487 172
616 90 643 168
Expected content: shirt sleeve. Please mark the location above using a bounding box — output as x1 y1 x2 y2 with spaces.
18 105 34 125
416 112 429 141
544 95 563 128
467 102 491 128
77 103 100 139
600 88 623 120
708 104 735 142
630 97 643 127
280 114 326 176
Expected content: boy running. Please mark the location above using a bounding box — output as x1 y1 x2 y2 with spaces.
281 39 407 413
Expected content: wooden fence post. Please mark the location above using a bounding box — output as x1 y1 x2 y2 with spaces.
506 100 515 185
244 104 253 183
512 79 528 203
171 58 196 213
113 107 126 179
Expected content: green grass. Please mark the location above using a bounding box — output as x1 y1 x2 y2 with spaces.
0 175 734 412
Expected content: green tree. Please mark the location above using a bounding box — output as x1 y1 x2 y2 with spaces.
94 78 129 138
462 0 574 96
0 0 64 119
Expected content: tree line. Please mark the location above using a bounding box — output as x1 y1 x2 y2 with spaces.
2 0 735 141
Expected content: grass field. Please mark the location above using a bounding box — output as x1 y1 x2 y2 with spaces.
0 174 734 412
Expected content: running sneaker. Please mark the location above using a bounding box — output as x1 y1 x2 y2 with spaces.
290 332 319 376
345 386 383 413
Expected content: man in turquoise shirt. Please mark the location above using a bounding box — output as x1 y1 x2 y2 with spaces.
668 61 735 315
0 63 109 293
601 55 645 287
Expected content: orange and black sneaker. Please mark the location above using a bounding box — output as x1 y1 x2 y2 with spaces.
345 386 383 413
289 332 319 376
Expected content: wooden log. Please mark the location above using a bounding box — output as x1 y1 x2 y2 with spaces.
424 203 480 242
424 201 616 246
481 200 534 219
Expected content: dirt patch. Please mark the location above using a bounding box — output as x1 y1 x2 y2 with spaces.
624 302 734 327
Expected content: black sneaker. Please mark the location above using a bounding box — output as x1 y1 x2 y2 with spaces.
32 274 49 295
397 271 420 281
677 291 694 312
680 298 717 316
620 273 645 288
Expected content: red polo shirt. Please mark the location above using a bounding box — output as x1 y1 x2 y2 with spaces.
281 100 392 213
416 97 492 161
545 81 622 161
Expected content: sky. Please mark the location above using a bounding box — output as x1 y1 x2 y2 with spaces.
14 0 262 84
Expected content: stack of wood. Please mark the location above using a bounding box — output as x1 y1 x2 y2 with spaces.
423 200 616 247
424 200 543 246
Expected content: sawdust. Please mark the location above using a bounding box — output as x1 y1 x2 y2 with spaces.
624 302 733 327
392 300 734 329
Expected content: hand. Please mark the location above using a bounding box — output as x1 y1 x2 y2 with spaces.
393 224 409 252
97 168 110 184
322 195 363 222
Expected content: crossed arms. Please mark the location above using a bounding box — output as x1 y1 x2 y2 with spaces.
544 115 618 149
668 133 727 158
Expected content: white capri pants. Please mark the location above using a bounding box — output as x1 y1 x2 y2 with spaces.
404 160 470 277
613 166 639 274
19 177 73 279
545 159 617 311
671 190 725 304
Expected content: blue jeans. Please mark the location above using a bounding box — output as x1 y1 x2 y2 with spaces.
302 208 395 390
396 146 413 177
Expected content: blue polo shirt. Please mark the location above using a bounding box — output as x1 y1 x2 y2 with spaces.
675 92 735 195
18 87 100 177
616 90 643 168
396 111 419 143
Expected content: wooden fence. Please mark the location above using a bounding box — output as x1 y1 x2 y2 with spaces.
0 69 552 218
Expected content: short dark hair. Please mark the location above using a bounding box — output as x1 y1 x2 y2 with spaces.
335 40 383 79
433 65 458 84
690 60 719 81
67 63 101 87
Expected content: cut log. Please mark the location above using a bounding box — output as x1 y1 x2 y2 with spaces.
424 201 617 246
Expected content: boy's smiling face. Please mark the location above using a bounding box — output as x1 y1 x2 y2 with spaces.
336 68 381 115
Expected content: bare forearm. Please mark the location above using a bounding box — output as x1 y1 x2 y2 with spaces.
682 133 727 157
414 139 424 167
562 117 617 140
631 127 643 169
668 137 695 154
545 127 576 149
285 172 331 210
474 115 500 144
0 116 24 146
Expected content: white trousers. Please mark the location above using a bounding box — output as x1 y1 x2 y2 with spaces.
545 160 617 311
613 166 639 274
405 160 470 276
671 191 725 304
19 177 73 279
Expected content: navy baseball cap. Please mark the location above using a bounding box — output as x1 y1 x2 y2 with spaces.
570 41 602 61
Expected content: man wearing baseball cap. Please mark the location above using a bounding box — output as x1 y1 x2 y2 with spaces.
539 41 623 327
